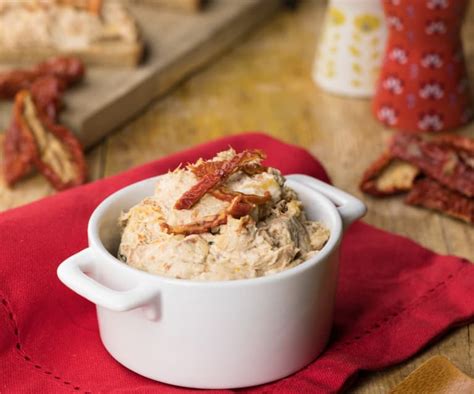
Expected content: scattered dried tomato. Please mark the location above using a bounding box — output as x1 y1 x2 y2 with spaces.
3 90 87 190
161 212 228 236
175 149 266 210
359 133 474 223
190 160 267 178
56 0 103 14
226 195 254 218
0 56 84 99
189 160 221 178
359 151 420 196
434 134 474 156
390 133 474 198
29 76 63 121
162 194 257 235
35 56 85 87
2 118 36 186
406 178 474 224
210 188 271 205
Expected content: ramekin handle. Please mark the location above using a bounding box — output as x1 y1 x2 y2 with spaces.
57 248 159 318
288 174 367 230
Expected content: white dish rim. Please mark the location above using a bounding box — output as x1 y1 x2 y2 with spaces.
87 175 343 288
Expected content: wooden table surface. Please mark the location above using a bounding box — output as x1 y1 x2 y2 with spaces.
0 1 473 392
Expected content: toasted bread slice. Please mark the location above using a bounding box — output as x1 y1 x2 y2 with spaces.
0 1 143 67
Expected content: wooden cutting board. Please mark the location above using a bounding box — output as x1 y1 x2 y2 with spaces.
0 0 281 148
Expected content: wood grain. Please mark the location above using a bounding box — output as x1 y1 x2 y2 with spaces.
390 356 474 394
0 0 473 392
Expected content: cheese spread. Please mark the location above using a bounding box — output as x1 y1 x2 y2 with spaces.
118 149 330 281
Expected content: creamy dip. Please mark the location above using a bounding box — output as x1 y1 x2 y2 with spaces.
0 1 138 50
118 149 330 281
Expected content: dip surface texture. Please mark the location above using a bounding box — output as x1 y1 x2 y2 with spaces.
118 149 330 280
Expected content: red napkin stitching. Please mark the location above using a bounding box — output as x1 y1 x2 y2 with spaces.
0 296 86 392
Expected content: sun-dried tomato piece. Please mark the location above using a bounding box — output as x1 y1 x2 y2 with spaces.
360 151 420 196
433 134 474 155
0 57 84 99
175 149 266 210
211 188 271 205
191 160 267 178
391 133 474 198
35 56 85 87
29 76 63 121
432 135 474 170
2 118 36 186
224 195 254 219
405 178 474 224
56 0 103 14
0 70 35 99
161 212 228 236
189 160 222 178
162 194 255 235
167 150 269 234
6 90 87 190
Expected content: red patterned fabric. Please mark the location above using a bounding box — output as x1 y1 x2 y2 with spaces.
1 133 473 393
373 0 472 132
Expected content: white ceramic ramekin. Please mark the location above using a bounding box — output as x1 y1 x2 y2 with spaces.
57 174 366 389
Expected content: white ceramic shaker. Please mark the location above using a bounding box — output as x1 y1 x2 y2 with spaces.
313 0 387 97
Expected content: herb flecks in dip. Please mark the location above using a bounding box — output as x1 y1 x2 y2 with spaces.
118 149 329 281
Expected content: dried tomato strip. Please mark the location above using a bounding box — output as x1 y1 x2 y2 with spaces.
226 195 254 218
2 117 36 186
405 178 474 224
163 195 255 235
190 160 267 178
434 135 474 170
359 151 420 196
211 188 271 205
175 149 266 210
30 76 63 121
390 133 474 198
32 121 87 190
433 134 474 156
0 57 84 99
189 160 222 178
34 56 85 87
0 69 37 99
56 0 103 14
161 212 228 236
9 91 87 190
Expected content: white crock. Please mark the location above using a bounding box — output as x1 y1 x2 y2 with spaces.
57 174 366 389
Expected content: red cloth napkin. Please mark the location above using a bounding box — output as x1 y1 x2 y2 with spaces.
1 133 473 393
